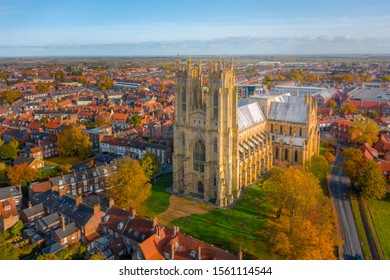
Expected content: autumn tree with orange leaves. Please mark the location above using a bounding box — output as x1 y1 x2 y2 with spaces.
263 167 340 259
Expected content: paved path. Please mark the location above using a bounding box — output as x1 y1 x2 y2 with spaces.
330 150 363 259
157 195 214 226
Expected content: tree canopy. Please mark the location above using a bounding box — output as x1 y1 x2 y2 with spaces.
130 114 142 127
349 118 379 146
0 139 20 160
358 160 387 200
0 90 22 105
342 147 365 187
140 152 161 181
306 154 331 186
106 157 152 210
263 167 339 259
57 125 92 159
341 103 357 114
36 83 50 93
7 162 37 186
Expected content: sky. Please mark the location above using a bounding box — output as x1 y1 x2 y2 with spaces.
0 0 390 56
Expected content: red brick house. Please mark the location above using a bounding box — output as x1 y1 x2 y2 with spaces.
51 216 81 246
330 120 352 143
20 203 46 227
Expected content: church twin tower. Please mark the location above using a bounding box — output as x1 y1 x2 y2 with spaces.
173 58 239 207
173 58 321 207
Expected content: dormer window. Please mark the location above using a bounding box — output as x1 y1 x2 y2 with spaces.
71 177 74 183
59 180 63 186
104 215 110 222
117 222 124 230
82 174 86 180
4 205 11 211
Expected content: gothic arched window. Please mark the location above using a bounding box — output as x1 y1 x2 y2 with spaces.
213 138 218 153
299 127 302 136
285 149 288 160
289 126 292 135
214 91 219 118
275 147 279 158
193 140 206 173
280 125 283 134
294 150 298 162
182 88 186 112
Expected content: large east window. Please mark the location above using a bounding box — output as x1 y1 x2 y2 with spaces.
193 140 206 173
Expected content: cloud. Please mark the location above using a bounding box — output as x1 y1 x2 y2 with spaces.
0 36 390 57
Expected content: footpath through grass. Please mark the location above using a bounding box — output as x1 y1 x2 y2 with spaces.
138 173 172 218
172 184 271 260
367 194 390 259
349 190 372 259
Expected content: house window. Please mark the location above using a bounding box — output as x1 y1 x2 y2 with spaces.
193 140 205 173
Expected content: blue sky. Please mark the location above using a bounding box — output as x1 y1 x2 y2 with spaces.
1 0 390 56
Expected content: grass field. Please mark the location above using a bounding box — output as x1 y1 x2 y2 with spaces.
172 184 271 260
45 156 83 166
349 190 372 259
367 195 390 259
138 173 172 218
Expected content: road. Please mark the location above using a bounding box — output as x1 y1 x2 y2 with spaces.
329 150 363 260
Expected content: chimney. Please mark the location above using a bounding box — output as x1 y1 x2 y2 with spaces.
93 203 100 214
170 241 175 260
152 216 158 229
129 206 136 218
17 185 22 194
73 169 76 176
197 246 202 260
173 225 180 237
238 247 243 260
28 201 32 208
75 195 82 205
108 197 114 208
61 215 66 231
155 224 161 238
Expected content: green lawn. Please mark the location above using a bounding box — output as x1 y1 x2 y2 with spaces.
368 195 390 259
172 184 271 260
320 142 335 156
349 190 372 259
45 156 83 166
138 173 172 218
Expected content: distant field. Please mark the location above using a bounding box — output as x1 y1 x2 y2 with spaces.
368 195 390 259
172 184 272 260
45 156 83 166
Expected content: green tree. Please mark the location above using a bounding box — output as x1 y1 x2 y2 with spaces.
36 83 50 93
306 155 331 186
7 162 37 186
328 100 337 108
349 118 379 146
89 254 104 260
381 75 390 82
263 75 274 87
60 164 73 174
0 90 22 105
106 157 151 210
37 254 59 260
57 125 92 159
0 162 8 184
358 160 387 200
0 139 20 160
370 110 379 119
341 103 357 114
140 152 161 181
129 115 142 127
54 70 66 82
342 148 364 187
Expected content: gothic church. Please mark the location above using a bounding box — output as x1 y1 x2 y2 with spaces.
173 58 319 207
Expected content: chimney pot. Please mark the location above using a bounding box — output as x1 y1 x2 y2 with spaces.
152 216 158 229
197 246 201 260
61 215 66 231
129 206 136 218
108 197 114 208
